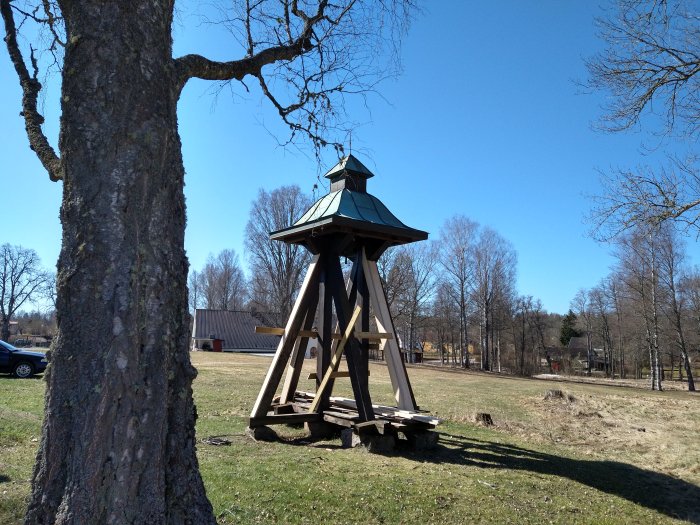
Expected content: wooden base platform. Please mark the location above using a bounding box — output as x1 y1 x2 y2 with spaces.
248 391 441 437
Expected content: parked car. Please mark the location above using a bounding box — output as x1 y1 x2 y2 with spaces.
0 339 48 378
13 338 32 347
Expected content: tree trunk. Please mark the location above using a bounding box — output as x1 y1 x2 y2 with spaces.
25 3 215 523
1 314 9 342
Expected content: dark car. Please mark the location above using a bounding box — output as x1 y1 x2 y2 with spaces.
0 339 48 378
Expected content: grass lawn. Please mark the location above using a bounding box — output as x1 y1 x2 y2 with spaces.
2 352 699 524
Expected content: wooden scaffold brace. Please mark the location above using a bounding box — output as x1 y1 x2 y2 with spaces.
248 155 440 446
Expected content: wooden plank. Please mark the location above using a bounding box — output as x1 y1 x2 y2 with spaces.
362 253 417 410
355 332 393 341
280 296 319 404
254 326 285 335
248 412 321 427
322 409 360 421
255 326 318 338
250 255 322 419
256 326 391 340
330 256 375 422
315 251 335 409
355 420 389 436
309 305 362 413
322 414 355 428
307 369 370 380
330 396 441 426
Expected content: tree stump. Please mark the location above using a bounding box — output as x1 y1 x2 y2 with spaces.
475 412 494 426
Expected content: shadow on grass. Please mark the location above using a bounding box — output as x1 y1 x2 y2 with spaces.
0 474 10 483
423 432 699 524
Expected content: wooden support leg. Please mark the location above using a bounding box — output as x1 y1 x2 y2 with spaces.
362 252 417 410
315 251 335 411
280 294 318 404
309 305 362 413
250 255 322 420
328 255 375 421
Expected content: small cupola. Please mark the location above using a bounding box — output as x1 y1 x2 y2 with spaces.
324 154 374 193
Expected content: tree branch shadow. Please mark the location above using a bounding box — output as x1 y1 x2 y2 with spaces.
420 432 699 524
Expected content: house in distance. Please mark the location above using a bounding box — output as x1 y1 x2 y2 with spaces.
191 309 281 353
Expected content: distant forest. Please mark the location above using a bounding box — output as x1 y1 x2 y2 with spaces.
187 186 699 392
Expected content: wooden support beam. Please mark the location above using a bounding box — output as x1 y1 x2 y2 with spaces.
280 295 318 404
307 370 370 380
256 326 392 341
322 413 355 428
255 326 318 338
248 412 322 427
362 254 418 411
315 250 335 409
309 305 362 413
250 255 322 419
329 255 375 422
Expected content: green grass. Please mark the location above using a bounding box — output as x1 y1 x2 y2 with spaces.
2 353 699 524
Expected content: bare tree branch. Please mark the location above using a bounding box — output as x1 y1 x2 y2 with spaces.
586 0 700 137
176 0 413 156
589 156 700 240
1 0 62 181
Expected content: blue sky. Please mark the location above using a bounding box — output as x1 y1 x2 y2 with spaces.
1 1 693 314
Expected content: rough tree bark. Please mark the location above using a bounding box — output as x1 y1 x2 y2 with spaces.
19 3 215 523
2 0 412 522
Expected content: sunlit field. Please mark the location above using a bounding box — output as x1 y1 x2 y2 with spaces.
1 352 698 524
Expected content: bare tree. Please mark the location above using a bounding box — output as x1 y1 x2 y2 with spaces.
439 215 479 368
1 1 415 522
589 282 615 377
587 1 700 238
377 245 412 318
0 244 50 341
591 157 700 240
201 249 247 311
586 0 700 137
656 226 695 390
571 289 595 375
431 281 458 365
188 269 206 313
615 227 664 390
472 227 517 371
393 242 437 363
510 295 547 376
246 185 312 325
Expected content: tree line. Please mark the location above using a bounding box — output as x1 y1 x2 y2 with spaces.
189 186 571 376
568 224 698 392
199 180 699 394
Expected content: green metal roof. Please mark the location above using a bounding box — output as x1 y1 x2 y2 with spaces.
270 155 428 252
323 154 375 180
270 188 428 247
293 189 406 229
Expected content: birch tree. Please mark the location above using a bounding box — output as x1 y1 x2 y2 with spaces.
657 226 695 390
472 227 516 371
616 227 664 390
439 215 478 368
